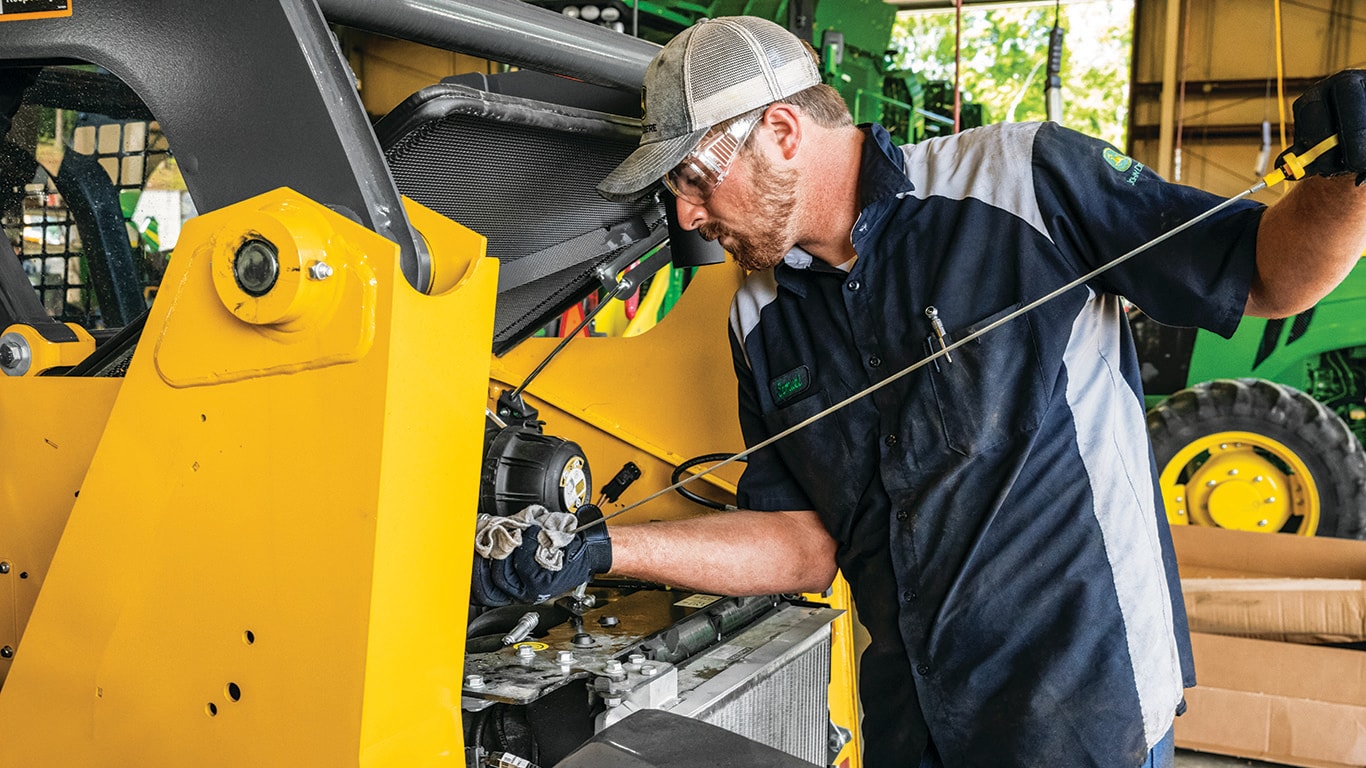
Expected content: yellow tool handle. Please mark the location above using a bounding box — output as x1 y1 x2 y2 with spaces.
1263 134 1341 187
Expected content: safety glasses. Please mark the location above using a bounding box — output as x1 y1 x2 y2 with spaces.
664 111 762 205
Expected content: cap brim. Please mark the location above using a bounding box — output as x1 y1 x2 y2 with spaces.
597 126 709 202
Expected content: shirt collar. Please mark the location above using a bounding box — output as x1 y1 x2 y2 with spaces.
856 123 915 210
770 123 912 289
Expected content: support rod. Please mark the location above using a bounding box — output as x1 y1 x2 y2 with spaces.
318 0 659 92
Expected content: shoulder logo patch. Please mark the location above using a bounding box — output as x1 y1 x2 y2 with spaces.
1103 147 1133 173
770 365 811 407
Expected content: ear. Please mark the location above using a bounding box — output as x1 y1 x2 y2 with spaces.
761 103 803 161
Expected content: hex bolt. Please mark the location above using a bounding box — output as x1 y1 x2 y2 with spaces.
640 664 659 677
628 653 646 666
572 633 595 648
0 342 19 368
1227 469 1239 476
1219 443 1228 450
516 644 536 660
604 659 624 675
598 615 619 628
0 646 13 659
1265 497 1277 504
1254 476 1265 483
556 650 575 665
307 261 334 281
1205 480 1218 487
1257 519 1269 527
233 239 280 297
465 674 485 689
0 333 32 376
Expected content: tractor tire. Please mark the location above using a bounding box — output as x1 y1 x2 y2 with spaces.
1146 378 1366 539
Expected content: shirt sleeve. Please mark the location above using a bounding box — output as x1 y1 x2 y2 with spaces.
1030 122 1264 338
730 318 815 512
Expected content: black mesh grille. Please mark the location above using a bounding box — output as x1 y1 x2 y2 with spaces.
379 86 665 353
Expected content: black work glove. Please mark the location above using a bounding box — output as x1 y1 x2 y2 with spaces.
470 505 613 607
1285 69 1366 182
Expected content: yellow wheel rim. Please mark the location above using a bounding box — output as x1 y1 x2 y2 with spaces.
1160 430 1321 535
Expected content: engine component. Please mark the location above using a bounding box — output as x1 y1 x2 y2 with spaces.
481 425 592 516
462 589 840 767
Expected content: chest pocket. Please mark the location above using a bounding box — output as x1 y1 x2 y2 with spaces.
926 303 1047 457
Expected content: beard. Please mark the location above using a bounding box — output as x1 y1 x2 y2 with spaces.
698 152 799 271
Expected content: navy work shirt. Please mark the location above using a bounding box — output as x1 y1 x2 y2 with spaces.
728 123 1263 767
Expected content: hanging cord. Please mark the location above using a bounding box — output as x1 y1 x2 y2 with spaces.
1274 0 1289 152
953 0 963 132
1174 0 1190 181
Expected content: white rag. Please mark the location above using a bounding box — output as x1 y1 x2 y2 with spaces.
474 504 579 571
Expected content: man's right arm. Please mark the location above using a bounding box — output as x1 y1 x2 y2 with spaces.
607 509 838 596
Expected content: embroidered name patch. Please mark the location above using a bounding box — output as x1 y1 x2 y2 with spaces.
770 365 810 406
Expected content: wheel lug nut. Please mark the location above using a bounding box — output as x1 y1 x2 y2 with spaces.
1228 469 1239 476
1206 480 1218 487
1257 519 1269 527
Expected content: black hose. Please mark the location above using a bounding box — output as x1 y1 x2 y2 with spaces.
671 453 746 511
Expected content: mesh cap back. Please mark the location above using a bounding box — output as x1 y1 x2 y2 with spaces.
597 16 820 201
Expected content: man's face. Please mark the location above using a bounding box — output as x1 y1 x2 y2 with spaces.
694 146 799 272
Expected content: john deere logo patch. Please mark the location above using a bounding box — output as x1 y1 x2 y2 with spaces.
1103 148 1134 173
770 365 810 407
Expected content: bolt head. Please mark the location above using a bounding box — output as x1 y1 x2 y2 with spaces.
1206 480 1218 488
0 562 9 574
516 644 536 658
1176 509 1186 516
465 674 485 689
557 650 575 664
604 659 624 674
628 653 646 666
1264 497 1276 504
307 261 334 281
1228 469 1239 476
1254 476 1265 483
1257 519 1269 527
640 664 659 677
0 646 13 659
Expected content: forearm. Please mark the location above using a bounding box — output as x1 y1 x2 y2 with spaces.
1248 175 1366 317
607 509 838 596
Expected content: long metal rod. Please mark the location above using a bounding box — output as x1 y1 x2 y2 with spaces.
317 0 658 91
578 182 1267 533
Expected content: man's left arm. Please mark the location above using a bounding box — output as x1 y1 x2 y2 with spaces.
1248 70 1366 318
1248 176 1366 317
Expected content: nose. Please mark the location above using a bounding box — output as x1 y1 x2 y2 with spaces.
674 195 707 231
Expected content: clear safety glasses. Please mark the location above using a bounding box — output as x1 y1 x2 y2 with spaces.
664 111 762 205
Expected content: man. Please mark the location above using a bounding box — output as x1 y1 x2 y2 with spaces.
474 15 1366 768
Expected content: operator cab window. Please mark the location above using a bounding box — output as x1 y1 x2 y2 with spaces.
1 64 192 344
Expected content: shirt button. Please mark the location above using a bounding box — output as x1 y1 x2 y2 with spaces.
846 280 861 292
916 664 931 676
868 355 882 368
896 509 908 521
902 589 917 601
884 434 898 447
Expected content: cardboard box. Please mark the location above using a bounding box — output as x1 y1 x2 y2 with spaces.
1173 526 1366 643
1176 633 1366 768
1171 527 1366 767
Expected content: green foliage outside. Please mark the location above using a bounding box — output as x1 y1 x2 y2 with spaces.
892 0 1134 148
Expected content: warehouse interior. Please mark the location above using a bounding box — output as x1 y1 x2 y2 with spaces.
0 0 1364 766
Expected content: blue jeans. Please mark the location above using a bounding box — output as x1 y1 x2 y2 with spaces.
917 727 1175 767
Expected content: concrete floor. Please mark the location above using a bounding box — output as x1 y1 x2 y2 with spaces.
1175 749 1290 767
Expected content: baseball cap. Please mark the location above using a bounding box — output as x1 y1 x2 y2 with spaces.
597 16 822 202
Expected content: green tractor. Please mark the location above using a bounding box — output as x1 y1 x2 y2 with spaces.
1136 258 1366 539
526 0 986 145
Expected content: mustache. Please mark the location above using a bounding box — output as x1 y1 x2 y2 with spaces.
698 222 730 242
